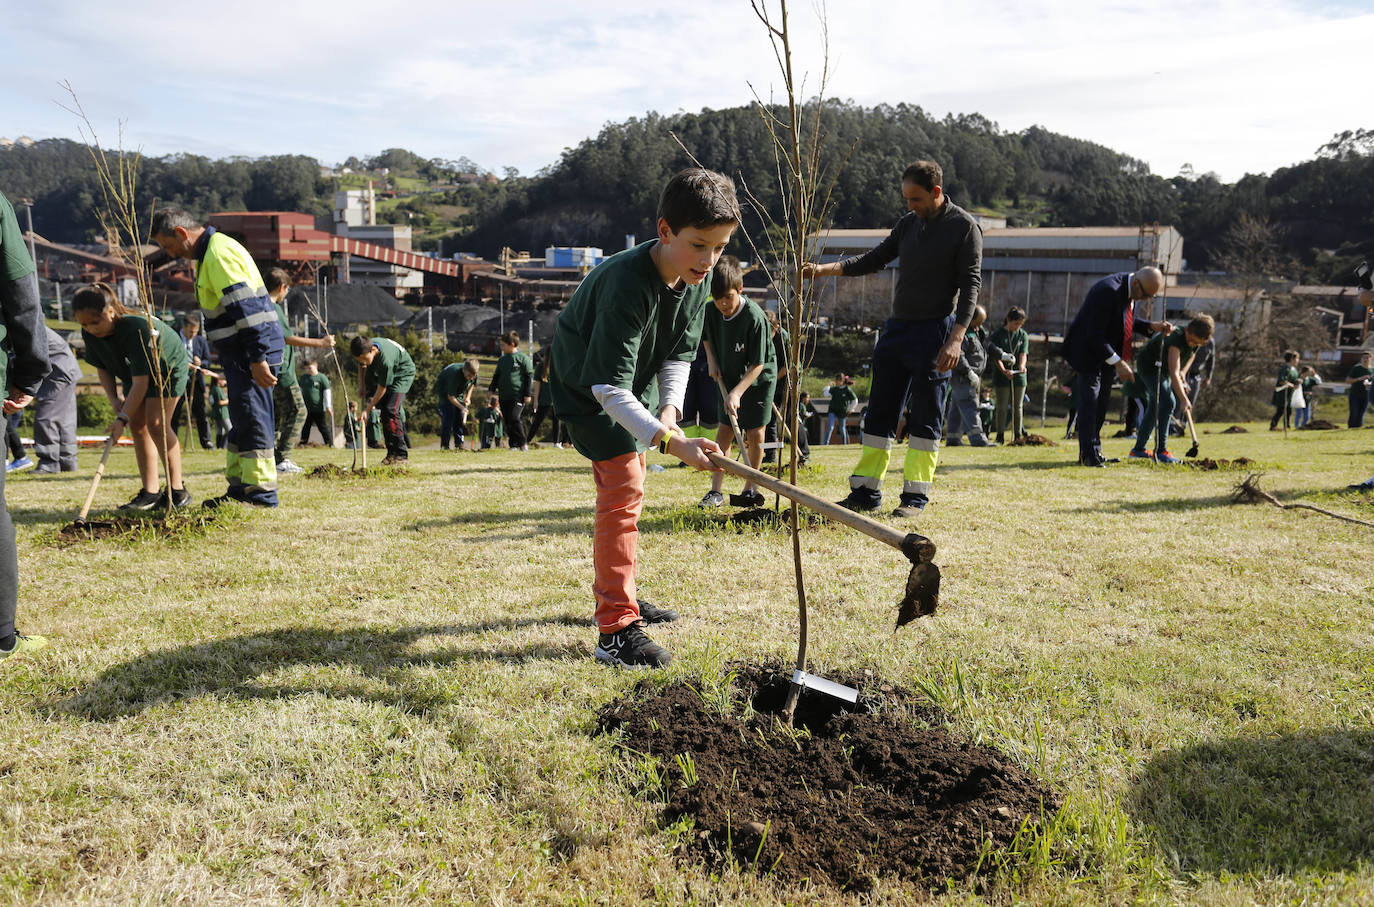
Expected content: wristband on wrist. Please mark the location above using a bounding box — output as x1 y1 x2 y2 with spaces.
658 428 683 455
115 412 130 424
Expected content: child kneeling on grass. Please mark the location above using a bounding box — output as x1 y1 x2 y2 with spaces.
72 283 192 509
698 255 776 509
550 168 737 668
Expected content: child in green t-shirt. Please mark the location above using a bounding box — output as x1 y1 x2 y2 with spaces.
548 168 737 669
72 283 192 509
826 375 857 444
476 396 502 449
1129 315 1214 464
1269 350 1301 431
351 335 415 464
988 306 1029 443
699 256 776 508
489 332 534 451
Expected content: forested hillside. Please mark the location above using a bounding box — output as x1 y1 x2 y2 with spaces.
4 105 1370 282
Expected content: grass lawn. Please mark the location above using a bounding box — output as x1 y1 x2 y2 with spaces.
1 422 1372 903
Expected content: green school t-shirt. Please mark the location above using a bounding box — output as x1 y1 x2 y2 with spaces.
274 303 297 387
1349 364 1371 382
828 384 857 416
434 362 472 402
299 372 331 412
1136 330 1193 380
549 241 710 461
988 326 1029 387
364 337 416 394
705 297 776 389
493 350 533 401
1272 364 1299 405
82 313 189 397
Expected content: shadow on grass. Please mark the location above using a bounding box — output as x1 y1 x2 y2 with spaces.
1128 730 1374 875
1064 486 1339 515
936 459 1072 472
408 505 591 535
47 615 590 721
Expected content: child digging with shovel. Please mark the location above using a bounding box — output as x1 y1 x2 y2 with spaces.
550 168 736 668
72 283 192 509
1127 314 1214 465
698 255 776 509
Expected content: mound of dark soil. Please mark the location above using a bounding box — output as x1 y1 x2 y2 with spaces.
55 511 228 543
1007 434 1057 446
598 664 1056 892
304 463 410 479
1184 456 1254 471
1221 425 1248 434
719 507 829 529
1299 419 1339 431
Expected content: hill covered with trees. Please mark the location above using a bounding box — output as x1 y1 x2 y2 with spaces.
3 103 1370 283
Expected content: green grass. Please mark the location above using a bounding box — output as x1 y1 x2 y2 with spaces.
2 422 1373 902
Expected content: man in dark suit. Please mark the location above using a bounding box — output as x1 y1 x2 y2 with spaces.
1063 267 1168 466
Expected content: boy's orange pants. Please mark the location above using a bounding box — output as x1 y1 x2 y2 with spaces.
592 450 646 633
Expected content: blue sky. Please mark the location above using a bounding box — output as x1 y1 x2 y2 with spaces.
2 0 1370 183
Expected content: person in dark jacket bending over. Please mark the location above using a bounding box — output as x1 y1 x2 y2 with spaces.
802 160 981 518
1062 267 1170 467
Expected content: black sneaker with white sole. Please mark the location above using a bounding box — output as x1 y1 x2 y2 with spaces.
698 490 725 509
119 489 162 511
636 599 680 624
595 620 671 668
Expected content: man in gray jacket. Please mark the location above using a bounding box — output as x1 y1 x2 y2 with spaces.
944 305 1013 446
32 326 80 473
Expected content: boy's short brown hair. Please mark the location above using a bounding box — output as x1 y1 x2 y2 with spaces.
265 267 291 294
1006 306 1026 323
710 255 744 299
500 330 520 347
1186 314 1215 340
349 335 372 358
658 168 740 233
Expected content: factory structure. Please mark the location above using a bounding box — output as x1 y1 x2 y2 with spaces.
808 223 1191 337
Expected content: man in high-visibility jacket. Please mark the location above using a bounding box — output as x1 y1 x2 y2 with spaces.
152 207 285 506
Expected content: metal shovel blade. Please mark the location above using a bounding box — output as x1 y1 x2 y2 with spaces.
791 669 859 704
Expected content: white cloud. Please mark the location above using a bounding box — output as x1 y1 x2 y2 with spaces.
1 0 1368 181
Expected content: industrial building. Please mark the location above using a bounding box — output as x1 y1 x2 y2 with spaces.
809 224 1184 335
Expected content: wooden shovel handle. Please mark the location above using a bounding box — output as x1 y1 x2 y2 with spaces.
1185 409 1199 446
76 433 118 523
706 451 933 562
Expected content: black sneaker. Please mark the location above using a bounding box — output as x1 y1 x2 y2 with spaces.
595 621 671 668
837 490 881 513
729 489 764 507
119 489 162 511
698 490 725 509
170 487 193 509
637 599 680 624
202 491 243 509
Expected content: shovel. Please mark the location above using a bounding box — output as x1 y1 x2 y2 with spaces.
1185 409 1200 458
71 430 119 529
706 451 940 627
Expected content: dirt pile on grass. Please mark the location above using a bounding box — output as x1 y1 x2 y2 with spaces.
1298 419 1339 431
1221 425 1248 434
55 511 231 543
598 664 1056 892
1006 434 1057 446
1184 456 1255 471
721 507 829 530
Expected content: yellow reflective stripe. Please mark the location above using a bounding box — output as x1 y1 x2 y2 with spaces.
851 444 891 480
903 446 939 484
